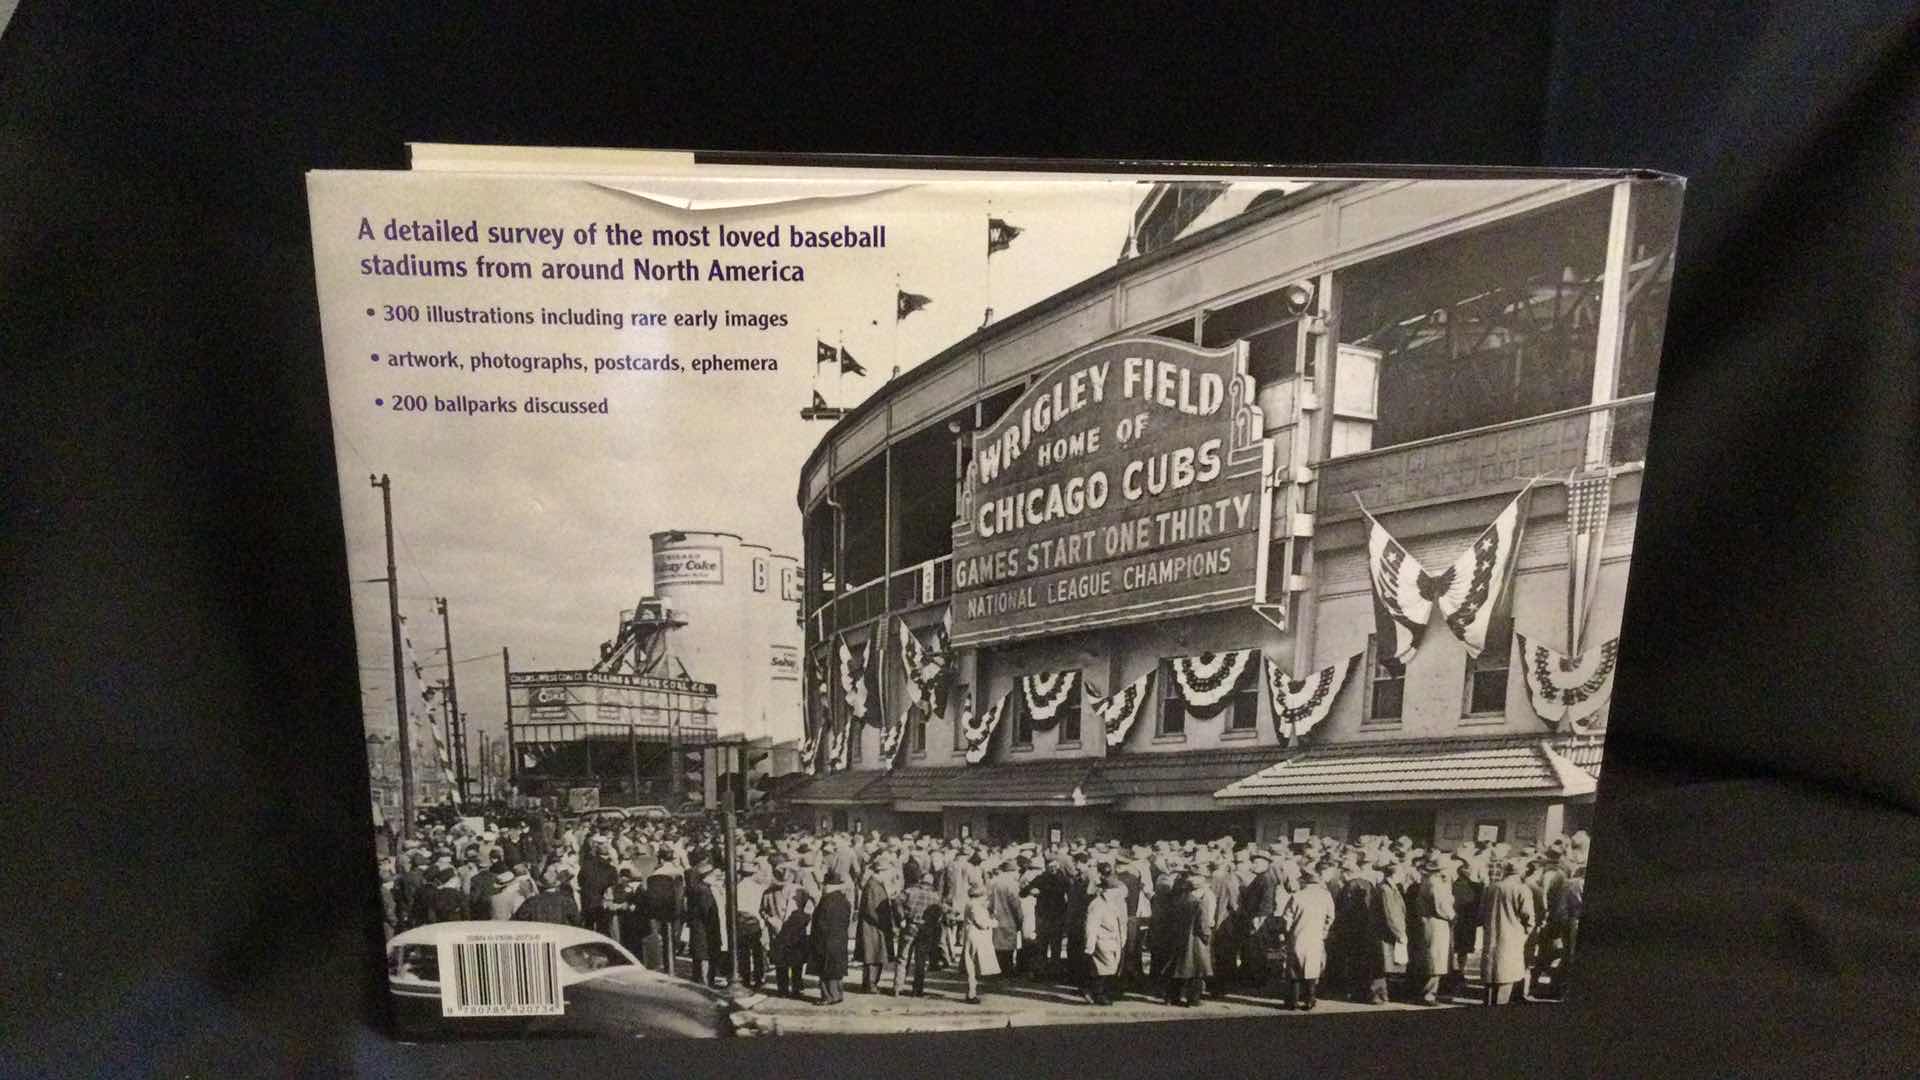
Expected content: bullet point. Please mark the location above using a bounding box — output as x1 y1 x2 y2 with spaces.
371 352 380 362
366 308 376 316
375 398 385 406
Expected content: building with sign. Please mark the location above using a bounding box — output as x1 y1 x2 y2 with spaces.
786 176 1677 851
505 597 720 805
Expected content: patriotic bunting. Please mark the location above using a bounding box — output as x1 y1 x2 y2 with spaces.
1362 482 1535 662
1517 633 1619 732
877 706 909 764
1018 671 1080 731
826 715 853 771
1363 509 1433 667
1169 649 1256 717
838 634 873 724
1565 471 1611 653
1430 485 1532 657
1265 653 1361 740
1092 670 1155 748
958 690 1010 765
898 615 952 718
797 728 820 772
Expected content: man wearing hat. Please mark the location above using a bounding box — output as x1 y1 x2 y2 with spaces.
735 859 771 990
1481 857 1538 1004
1413 854 1457 1004
513 866 581 926
985 854 1024 978
1366 858 1410 1004
809 866 853 1005
1240 851 1279 988
855 853 896 994
578 836 620 939
1083 874 1129 1006
644 846 686 974
1279 862 1336 1009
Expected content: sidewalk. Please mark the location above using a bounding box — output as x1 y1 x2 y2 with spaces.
741 966 1467 1036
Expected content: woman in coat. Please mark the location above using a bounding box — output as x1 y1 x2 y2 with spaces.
1167 872 1213 1006
809 869 853 1005
960 881 1001 1004
1082 875 1129 1005
1480 858 1537 1004
856 861 896 993
1279 865 1336 1010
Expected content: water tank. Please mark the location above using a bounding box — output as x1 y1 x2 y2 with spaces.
650 530 758 741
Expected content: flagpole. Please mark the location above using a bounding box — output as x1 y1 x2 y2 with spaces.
984 200 994 328
891 273 901 380
1565 466 1580 654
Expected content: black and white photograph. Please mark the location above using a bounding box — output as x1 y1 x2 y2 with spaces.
314 165 1681 1038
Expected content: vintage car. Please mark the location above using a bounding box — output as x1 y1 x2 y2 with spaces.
387 921 770 1038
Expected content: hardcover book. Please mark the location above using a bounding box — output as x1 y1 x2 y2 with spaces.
307 153 1682 1038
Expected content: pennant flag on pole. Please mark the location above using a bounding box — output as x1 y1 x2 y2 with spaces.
1565 471 1612 654
1362 506 1433 666
1264 653 1361 740
896 289 932 320
1430 483 1534 657
811 389 829 410
1092 670 1155 749
839 347 867 377
816 340 838 367
1517 633 1618 732
987 217 1023 255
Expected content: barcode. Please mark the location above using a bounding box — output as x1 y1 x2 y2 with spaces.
440 939 564 1017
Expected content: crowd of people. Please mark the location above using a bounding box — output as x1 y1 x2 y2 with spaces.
380 810 1587 1011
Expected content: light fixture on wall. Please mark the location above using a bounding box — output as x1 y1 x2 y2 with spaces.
1281 280 1317 316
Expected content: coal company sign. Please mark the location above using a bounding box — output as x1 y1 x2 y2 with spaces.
510 669 717 696
950 338 1274 648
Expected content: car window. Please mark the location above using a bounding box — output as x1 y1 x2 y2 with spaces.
560 942 634 974
390 944 440 983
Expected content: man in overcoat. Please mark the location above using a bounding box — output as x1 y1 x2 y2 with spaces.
1166 871 1214 1006
1480 857 1538 1004
1414 855 1457 1004
810 867 853 1005
1279 863 1336 1010
987 856 1025 976
1083 874 1129 1005
1367 863 1409 1004
855 855 895 993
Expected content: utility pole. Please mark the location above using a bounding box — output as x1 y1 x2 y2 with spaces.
371 474 415 840
502 646 516 791
436 597 468 805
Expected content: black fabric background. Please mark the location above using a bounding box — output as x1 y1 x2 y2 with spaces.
2 4 1915 1076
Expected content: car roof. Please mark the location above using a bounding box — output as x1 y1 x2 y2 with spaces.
388 920 637 955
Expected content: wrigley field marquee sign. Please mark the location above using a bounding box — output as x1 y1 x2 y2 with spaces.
950 337 1275 648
